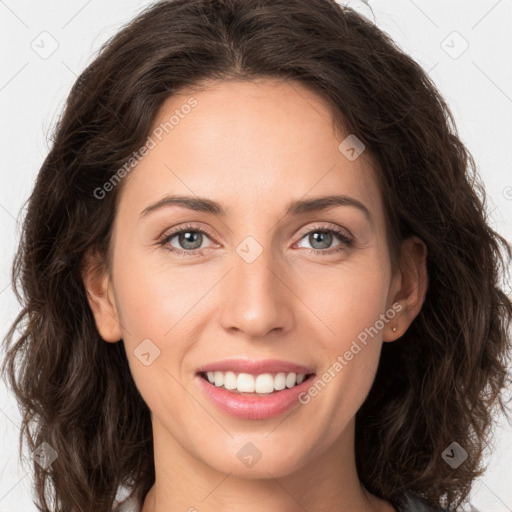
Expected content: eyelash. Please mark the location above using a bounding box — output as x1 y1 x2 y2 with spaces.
158 223 353 257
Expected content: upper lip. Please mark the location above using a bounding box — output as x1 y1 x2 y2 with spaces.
197 359 315 375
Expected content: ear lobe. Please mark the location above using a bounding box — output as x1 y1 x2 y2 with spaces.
81 249 123 343
384 236 428 342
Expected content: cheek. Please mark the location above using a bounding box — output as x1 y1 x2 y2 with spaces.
112 249 209 340
111 253 202 422
297 255 390 349
110 249 222 403
296 255 389 420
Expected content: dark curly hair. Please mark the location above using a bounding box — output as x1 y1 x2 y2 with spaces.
3 0 511 511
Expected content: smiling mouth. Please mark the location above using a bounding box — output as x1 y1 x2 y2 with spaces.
199 371 315 395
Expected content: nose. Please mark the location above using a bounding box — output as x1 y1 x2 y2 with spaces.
219 241 295 339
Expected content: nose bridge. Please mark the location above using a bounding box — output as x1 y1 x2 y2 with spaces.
219 234 293 337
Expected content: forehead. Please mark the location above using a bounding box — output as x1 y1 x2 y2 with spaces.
119 79 383 224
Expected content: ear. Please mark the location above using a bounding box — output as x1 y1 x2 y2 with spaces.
383 236 428 342
81 248 123 343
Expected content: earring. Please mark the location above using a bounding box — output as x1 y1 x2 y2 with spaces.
392 326 397 332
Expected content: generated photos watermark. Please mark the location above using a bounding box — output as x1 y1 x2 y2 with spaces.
93 97 198 200
298 301 403 405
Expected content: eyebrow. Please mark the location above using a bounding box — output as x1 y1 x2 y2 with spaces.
139 194 372 224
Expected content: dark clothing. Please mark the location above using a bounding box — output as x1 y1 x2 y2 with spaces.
394 490 445 511
394 490 479 512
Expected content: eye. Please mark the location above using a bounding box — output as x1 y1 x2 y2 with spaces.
158 223 216 256
294 224 353 255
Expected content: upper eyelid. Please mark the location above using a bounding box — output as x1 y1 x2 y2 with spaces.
162 223 217 242
296 222 352 239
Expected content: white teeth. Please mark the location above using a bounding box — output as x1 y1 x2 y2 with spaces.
214 371 224 387
204 371 307 393
255 374 275 394
237 373 254 392
285 372 297 388
223 371 237 390
274 372 286 391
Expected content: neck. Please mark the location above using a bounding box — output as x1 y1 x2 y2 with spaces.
141 418 395 512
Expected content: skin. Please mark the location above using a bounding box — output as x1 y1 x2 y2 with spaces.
83 78 428 512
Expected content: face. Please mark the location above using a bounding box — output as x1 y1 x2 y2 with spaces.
86 78 421 479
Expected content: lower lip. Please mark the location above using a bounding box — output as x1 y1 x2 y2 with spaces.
195 374 315 420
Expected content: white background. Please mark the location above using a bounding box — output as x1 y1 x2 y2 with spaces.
1 0 511 510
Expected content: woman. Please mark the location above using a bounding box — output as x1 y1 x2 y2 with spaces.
3 0 510 511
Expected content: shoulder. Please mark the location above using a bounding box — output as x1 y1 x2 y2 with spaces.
394 490 481 512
